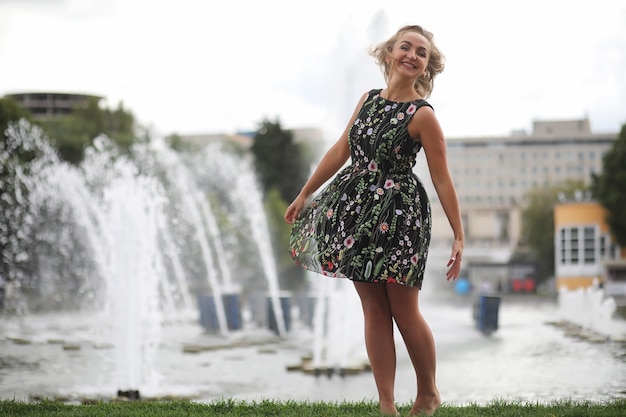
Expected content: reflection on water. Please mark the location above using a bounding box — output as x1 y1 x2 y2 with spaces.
1 290 625 406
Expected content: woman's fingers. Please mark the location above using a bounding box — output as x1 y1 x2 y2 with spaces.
284 203 301 224
445 248 462 281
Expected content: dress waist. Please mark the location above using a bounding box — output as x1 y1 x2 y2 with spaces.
342 163 417 181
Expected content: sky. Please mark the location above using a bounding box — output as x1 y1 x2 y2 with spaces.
0 0 625 139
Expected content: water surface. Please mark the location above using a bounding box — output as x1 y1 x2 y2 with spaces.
1 291 624 406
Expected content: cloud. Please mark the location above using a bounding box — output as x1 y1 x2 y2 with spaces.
1 0 625 138
0 0 65 3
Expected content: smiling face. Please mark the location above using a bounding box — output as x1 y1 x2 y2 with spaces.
387 31 431 80
370 25 444 98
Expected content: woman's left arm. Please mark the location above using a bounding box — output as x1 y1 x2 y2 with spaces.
409 106 464 281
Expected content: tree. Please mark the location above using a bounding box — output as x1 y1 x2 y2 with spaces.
250 118 309 202
518 180 588 283
264 187 307 292
0 97 31 138
40 98 136 164
592 122 626 246
250 118 312 291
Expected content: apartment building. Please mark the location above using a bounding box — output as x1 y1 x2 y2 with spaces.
426 118 617 247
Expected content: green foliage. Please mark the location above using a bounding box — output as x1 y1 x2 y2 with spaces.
250 118 309 202
264 187 305 291
0 97 31 137
40 98 136 164
519 180 588 282
164 133 187 151
592 122 626 246
250 118 311 291
1 399 625 417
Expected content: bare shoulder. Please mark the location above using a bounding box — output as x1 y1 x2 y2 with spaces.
357 90 371 106
408 103 443 143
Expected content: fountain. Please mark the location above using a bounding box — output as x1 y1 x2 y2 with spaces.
0 120 289 399
194 144 288 337
557 279 626 340
308 276 367 375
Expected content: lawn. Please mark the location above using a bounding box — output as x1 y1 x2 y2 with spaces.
1 398 625 416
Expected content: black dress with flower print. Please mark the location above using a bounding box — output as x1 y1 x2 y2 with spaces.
289 89 432 289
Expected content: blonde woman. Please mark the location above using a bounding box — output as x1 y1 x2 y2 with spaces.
285 25 463 416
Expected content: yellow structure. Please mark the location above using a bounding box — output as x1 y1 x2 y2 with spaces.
554 201 623 290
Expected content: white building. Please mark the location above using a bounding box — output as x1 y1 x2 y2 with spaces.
426 118 617 248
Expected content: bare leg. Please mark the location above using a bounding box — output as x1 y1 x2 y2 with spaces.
386 284 441 416
353 282 398 416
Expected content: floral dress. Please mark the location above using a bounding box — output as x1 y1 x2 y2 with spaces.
289 89 432 289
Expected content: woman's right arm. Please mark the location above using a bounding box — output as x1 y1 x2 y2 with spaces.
284 92 368 224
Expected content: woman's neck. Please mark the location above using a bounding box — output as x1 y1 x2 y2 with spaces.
380 86 420 102
381 77 420 102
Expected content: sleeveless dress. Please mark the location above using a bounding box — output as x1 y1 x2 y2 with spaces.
289 89 432 289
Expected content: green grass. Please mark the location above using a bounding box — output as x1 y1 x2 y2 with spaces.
0 398 625 417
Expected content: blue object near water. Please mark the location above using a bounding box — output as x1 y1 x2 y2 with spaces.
197 293 243 332
454 278 471 295
223 293 242 330
267 295 292 334
474 295 500 335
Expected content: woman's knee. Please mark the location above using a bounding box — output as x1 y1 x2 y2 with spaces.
354 282 392 316
386 285 422 326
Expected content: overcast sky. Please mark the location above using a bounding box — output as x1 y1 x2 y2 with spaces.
1 0 625 139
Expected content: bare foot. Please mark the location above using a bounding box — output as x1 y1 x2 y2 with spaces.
409 390 441 416
380 400 399 416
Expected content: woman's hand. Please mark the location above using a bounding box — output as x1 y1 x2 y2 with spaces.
445 238 464 281
284 194 308 225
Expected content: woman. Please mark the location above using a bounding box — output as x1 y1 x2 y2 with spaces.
284 24 463 416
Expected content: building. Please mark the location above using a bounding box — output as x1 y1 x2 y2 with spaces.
178 127 327 151
554 200 624 294
4 92 102 121
425 118 617 247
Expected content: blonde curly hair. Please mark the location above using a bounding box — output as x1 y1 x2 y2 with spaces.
369 25 445 99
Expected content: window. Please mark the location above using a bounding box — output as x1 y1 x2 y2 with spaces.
560 229 567 263
559 225 602 266
600 235 607 258
571 228 579 264
583 227 595 264
599 234 619 261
